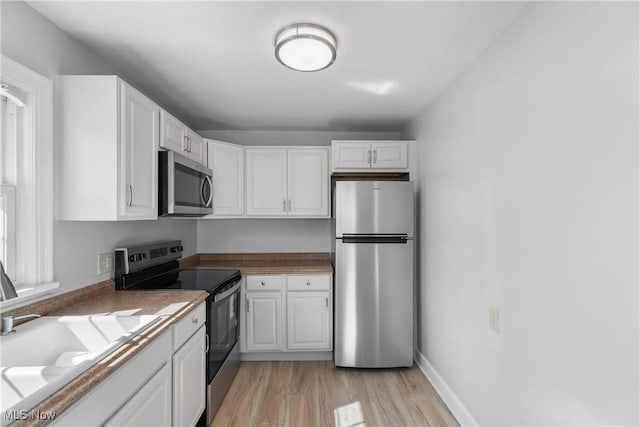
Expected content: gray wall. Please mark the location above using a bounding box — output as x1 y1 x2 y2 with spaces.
197 219 331 253
198 129 401 146
404 2 638 425
1 2 198 292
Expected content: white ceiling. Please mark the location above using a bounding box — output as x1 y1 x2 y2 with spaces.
28 1 526 131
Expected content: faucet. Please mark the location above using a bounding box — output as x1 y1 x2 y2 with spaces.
1 314 41 336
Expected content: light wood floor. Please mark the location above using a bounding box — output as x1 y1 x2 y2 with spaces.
211 361 459 427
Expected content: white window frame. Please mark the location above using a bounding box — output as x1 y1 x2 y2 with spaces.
0 55 58 309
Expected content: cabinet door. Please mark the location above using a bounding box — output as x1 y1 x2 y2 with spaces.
105 363 172 427
246 292 282 351
246 149 287 216
287 291 331 350
332 141 371 169
120 82 159 219
371 142 408 169
287 149 329 216
173 327 206 427
185 127 204 164
160 109 186 153
206 140 244 215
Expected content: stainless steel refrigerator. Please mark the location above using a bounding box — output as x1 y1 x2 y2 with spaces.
334 180 414 368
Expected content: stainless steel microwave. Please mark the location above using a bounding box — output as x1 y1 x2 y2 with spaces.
159 151 213 216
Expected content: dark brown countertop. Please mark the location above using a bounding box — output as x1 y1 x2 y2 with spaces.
181 252 334 274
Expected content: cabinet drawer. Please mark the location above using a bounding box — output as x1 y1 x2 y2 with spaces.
287 275 331 291
246 275 283 291
173 302 206 351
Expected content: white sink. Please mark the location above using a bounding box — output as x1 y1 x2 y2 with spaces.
0 315 159 421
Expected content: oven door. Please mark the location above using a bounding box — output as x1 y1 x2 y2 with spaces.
207 278 241 383
159 151 213 216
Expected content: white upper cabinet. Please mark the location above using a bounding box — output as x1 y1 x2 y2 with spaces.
246 148 287 216
287 149 329 216
160 109 204 164
332 140 410 171
246 147 329 217
205 139 245 216
58 75 159 221
121 83 159 218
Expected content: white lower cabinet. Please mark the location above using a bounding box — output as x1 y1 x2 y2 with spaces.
51 302 207 427
243 274 332 356
173 327 206 427
246 292 283 351
105 363 172 427
287 291 331 350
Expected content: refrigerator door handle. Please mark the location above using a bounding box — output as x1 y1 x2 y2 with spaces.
340 234 409 244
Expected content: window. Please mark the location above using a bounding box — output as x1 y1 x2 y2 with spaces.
0 56 56 304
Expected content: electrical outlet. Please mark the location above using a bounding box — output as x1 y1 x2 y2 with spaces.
97 253 113 275
489 307 499 332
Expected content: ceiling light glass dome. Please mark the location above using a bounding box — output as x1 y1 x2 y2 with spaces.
275 23 337 72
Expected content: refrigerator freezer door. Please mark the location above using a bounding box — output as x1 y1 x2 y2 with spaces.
335 181 414 237
335 239 414 368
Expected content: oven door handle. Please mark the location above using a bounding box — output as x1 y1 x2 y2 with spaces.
214 281 241 302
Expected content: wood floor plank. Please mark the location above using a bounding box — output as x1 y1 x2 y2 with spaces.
210 361 458 427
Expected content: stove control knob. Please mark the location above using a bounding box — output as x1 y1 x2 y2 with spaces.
171 247 177 253
129 255 135 262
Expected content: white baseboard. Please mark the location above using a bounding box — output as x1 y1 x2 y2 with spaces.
240 351 333 361
414 349 478 426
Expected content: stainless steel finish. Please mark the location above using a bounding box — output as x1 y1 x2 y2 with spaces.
214 282 241 303
373 149 378 164
335 239 414 367
203 175 213 208
1 314 41 336
161 150 213 216
206 342 240 425
334 180 415 368
335 181 414 237
128 184 133 206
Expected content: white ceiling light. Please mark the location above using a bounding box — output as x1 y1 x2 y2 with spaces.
275 23 337 72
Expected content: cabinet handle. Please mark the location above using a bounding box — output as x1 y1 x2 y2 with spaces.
184 135 188 152
247 298 250 313
373 149 377 164
283 199 286 212
326 297 329 309
288 199 292 211
188 137 192 152
192 317 198 325
367 150 371 165
306 281 311 287
260 281 265 286
128 185 133 206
